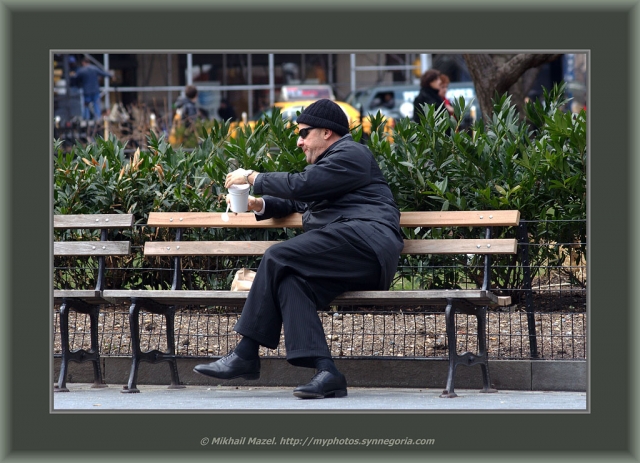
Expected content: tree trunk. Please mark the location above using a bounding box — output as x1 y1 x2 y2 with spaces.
462 53 562 121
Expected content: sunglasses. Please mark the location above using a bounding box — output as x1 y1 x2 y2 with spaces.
298 127 319 139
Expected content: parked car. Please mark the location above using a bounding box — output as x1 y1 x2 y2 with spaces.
346 83 419 120
346 81 481 125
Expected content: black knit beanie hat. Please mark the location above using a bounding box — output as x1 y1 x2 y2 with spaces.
296 99 350 136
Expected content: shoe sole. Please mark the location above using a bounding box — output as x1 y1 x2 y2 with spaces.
192 368 260 380
293 389 348 399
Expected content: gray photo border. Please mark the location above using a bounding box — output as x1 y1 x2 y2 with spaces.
1 0 637 461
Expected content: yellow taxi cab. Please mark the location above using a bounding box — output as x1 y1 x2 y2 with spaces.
229 99 394 139
275 99 361 126
274 85 394 135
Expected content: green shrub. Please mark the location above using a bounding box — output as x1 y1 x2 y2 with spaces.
367 83 586 291
54 83 586 292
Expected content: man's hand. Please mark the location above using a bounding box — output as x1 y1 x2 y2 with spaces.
225 168 256 188
226 195 264 213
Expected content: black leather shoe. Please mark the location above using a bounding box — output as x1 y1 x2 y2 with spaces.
293 370 348 399
193 352 260 380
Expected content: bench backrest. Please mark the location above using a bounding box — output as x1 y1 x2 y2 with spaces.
144 211 519 255
143 210 520 291
54 214 135 291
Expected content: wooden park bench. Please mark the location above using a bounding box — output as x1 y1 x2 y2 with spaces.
103 210 519 397
53 213 135 392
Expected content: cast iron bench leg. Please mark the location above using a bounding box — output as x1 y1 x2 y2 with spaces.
122 300 142 393
55 300 106 392
440 300 498 398
54 302 71 392
440 299 459 398
164 306 185 389
122 299 184 393
87 304 107 389
476 306 497 394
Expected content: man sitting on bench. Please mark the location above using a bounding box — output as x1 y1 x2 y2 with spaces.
193 99 404 399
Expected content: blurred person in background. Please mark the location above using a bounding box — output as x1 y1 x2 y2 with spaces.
174 85 208 126
412 68 443 122
217 98 238 122
438 73 455 117
75 56 114 121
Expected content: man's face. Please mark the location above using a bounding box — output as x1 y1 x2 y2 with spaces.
296 125 330 164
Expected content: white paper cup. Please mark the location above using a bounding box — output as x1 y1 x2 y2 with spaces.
228 183 250 212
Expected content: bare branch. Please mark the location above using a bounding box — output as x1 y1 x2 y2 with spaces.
464 53 563 120
495 54 562 93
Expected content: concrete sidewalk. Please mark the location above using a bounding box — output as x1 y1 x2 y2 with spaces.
53 383 587 411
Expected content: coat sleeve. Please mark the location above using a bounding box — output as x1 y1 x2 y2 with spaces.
253 145 371 202
255 195 306 221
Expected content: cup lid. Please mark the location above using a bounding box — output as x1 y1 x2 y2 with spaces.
228 183 250 191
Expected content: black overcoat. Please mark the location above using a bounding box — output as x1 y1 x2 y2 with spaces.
234 134 404 364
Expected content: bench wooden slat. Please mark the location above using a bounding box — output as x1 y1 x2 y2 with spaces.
54 290 104 304
102 289 507 307
144 240 278 256
335 290 506 306
399 210 520 227
147 212 301 228
402 238 517 255
143 238 517 256
103 290 248 306
54 214 135 229
146 210 520 229
54 241 131 256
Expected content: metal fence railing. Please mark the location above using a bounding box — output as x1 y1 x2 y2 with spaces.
52 306 585 361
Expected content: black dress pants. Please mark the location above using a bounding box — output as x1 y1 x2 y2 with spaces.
233 221 387 368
